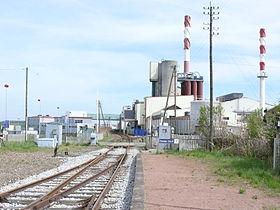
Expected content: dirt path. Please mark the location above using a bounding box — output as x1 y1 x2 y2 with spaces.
142 152 280 210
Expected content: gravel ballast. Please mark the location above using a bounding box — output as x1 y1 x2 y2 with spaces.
0 151 62 187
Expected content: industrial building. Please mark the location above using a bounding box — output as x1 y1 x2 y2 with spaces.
189 93 274 134
150 60 178 97
61 111 94 136
145 95 194 134
117 16 275 152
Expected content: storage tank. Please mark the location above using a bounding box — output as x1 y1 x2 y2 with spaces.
191 81 197 100
181 82 185 95
186 81 191 95
160 60 177 96
197 81 203 100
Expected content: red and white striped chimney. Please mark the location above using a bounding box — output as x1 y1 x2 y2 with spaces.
181 15 192 96
258 28 267 116
184 15 191 74
259 28 266 72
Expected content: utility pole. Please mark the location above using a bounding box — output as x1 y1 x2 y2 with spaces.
4 84 9 121
25 67 29 142
96 98 99 134
203 2 219 151
173 66 177 133
173 66 177 119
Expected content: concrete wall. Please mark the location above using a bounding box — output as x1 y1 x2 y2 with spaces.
173 134 205 151
7 134 36 142
37 138 57 148
66 133 103 144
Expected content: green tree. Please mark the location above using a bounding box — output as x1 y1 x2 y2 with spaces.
198 105 223 138
264 105 280 142
245 110 265 139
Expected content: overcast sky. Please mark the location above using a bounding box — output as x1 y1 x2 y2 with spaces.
0 0 279 120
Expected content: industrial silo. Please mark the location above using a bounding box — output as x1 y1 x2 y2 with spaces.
159 60 177 96
149 62 159 97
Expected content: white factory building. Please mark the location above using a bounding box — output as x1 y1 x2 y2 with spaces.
28 111 94 137
189 93 274 134
123 91 275 136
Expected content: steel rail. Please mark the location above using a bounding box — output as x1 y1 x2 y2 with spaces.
26 153 126 210
86 149 127 210
22 149 112 210
0 148 113 203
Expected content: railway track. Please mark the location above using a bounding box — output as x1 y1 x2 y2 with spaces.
0 147 128 210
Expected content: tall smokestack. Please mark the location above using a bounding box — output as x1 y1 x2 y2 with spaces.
258 28 267 116
184 15 191 73
181 15 192 96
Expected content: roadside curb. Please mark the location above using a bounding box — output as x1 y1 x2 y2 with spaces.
131 153 144 210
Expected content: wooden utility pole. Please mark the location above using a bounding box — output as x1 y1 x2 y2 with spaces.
173 66 177 133
203 2 219 150
174 66 177 118
25 67 29 142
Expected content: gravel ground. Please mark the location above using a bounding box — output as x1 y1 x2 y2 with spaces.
0 146 98 188
0 151 62 187
0 148 108 193
143 152 280 210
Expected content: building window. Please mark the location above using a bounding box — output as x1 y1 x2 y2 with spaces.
223 117 229 120
75 120 83 123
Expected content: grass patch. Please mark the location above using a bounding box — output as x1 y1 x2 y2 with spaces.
99 135 112 142
167 149 280 193
58 142 95 153
239 187 246 194
0 141 39 152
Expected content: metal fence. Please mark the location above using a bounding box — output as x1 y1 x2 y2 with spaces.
166 116 191 135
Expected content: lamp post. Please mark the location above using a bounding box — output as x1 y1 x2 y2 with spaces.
37 98 42 137
37 98 41 116
57 106 60 117
0 67 28 141
4 84 9 121
25 67 28 142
